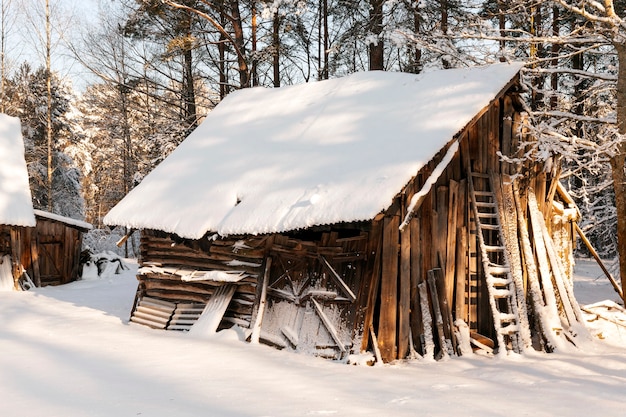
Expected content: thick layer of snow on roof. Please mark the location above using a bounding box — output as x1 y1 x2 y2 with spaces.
105 63 523 239
0 114 36 227
34 209 93 231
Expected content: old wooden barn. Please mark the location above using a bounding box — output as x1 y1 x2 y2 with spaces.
105 63 587 362
1 114 92 289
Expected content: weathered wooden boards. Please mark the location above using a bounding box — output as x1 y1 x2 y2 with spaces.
135 231 265 331
0 217 87 288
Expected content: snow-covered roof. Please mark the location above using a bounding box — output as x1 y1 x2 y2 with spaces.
105 63 524 239
0 114 36 227
34 209 93 231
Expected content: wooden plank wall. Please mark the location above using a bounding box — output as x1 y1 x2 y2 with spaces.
138 228 369 334
138 231 265 330
19 219 85 286
364 93 528 362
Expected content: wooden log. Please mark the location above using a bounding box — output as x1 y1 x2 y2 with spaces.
427 269 451 358
525 188 566 350
379 214 399 362
541 221 585 327
418 280 434 360
540 214 582 324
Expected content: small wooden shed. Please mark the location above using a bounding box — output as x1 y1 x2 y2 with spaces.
1 114 92 289
0 114 37 289
21 210 92 287
105 63 586 362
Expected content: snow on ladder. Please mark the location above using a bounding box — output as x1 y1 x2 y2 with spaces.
468 171 523 354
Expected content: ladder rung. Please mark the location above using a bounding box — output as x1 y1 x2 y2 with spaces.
488 264 510 274
498 324 520 335
480 224 499 231
485 245 505 252
474 191 493 197
489 278 510 288
499 313 517 323
492 289 512 298
477 213 498 219
476 202 496 208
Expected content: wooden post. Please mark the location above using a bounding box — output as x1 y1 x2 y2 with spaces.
455 179 468 322
398 217 411 359
359 220 383 353
30 230 41 287
409 216 423 355
250 257 272 344
9 227 21 290
418 280 434 359
427 268 451 358
445 180 459 308
379 214 399 362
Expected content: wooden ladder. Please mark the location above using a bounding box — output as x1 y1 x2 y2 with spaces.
468 171 523 354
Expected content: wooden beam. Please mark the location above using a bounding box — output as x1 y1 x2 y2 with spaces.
379 214 399 362
398 217 411 359
454 179 468 323
409 216 423 355
445 180 459 309
30 231 41 287
358 220 383 353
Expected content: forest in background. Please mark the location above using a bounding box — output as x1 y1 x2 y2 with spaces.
0 0 624 271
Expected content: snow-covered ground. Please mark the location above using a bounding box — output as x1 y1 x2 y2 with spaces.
1 258 625 417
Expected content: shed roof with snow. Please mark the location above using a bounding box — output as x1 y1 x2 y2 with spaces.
0 114 36 227
104 63 524 239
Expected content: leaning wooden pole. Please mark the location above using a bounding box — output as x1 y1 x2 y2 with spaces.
574 223 623 299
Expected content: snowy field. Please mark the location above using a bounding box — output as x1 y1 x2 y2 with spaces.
1 258 625 417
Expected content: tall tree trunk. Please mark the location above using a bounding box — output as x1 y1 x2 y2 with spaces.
550 6 560 110
272 11 280 88
183 45 197 129
251 0 258 86
409 2 422 74
219 7 227 99
322 0 329 79
229 0 249 88
612 42 626 305
0 0 8 113
369 0 384 70
440 0 450 68
45 0 53 212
